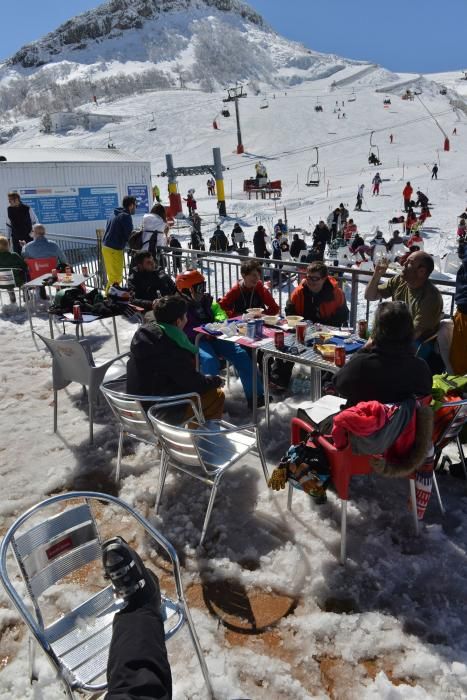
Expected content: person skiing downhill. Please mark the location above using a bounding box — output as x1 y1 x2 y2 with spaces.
431 164 438 180
372 173 382 196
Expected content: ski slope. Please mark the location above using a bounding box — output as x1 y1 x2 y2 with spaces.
1 68 467 699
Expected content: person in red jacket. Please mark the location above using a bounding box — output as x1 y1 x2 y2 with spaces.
219 259 279 317
270 262 349 389
403 182 413 212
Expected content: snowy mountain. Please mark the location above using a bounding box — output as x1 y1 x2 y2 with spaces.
0 0 398 117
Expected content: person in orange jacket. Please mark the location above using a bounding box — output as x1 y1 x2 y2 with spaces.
270 261 349 389
403 182 413 212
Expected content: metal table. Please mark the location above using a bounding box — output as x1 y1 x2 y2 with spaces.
258 337 344 427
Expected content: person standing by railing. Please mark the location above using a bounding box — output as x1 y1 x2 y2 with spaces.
102 196 136 294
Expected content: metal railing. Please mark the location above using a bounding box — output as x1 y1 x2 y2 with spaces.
45 230 456 328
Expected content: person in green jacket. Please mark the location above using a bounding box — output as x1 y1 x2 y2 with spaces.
0 235 28 303
175 269 265 408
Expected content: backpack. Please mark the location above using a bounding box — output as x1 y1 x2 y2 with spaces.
128 228 144 251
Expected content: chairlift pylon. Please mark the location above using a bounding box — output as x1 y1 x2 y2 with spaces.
306 147 320 186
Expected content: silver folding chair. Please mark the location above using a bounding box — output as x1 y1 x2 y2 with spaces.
0 267 24 308
148 403 270 545
34 332 128 443
100 378 204 483
0 492 213 699
434 399 467 480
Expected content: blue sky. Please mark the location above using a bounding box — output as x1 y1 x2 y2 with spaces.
0 0 466 73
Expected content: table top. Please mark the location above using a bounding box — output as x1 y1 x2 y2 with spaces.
23 273 89 288
259 336 343 373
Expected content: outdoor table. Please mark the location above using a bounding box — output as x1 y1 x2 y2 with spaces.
49 311 121 353
194 320 361 425
22 272 90 338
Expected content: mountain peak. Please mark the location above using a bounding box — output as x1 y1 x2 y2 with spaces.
9 0 265 68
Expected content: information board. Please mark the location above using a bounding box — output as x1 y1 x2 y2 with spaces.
18 186 119 225
127 184 149 215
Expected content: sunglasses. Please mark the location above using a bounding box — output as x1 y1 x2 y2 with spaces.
306 276 324 282
192 283 206 293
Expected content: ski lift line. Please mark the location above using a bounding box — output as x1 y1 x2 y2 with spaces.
415 95 449 139
226 108 453 173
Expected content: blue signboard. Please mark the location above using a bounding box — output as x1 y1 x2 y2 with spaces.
127 184 149 215
18 186 119 225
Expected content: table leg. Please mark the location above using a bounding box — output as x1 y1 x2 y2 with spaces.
251 346 258 424
310 367 322 401
262 352 272 428
48 314 55 339
112 315 120 354
194 333 203 371
25 290 34 338
75 323 80 340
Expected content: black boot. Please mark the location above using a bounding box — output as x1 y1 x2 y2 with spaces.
102 536 161 612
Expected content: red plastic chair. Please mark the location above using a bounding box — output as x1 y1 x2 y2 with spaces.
25 257 57 280
289 416 421 564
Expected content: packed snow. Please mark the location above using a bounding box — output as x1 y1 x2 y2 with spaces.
1 11 467 699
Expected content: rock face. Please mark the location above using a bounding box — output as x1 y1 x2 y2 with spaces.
8 0 264 68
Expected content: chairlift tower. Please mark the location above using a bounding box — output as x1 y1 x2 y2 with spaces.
224 84 247 154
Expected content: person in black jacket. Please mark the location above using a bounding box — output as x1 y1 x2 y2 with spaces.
312 221 331 250
127 251 176 311
126 296 224 419
253 226 269 258
6 192 37 254
290 234 307 260
333 301 432 406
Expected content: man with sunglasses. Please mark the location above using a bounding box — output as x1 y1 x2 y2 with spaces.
270 262 349 389
176 269 265 408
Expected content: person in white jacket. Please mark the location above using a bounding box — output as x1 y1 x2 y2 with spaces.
141 204 169 255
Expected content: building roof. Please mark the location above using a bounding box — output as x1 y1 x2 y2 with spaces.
0 148 148 164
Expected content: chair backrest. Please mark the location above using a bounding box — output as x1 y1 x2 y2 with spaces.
389 243 407 260
10 501 100 626
35 333 93 388
372 244 387 261
0 268 16 286
434 400 467 448
26 257 57 280
443 252 460 275
100 382 156 442
148 409 204 469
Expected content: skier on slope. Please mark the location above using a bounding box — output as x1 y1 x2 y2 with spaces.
372 172 382 196
403 182 413 212
355 184 364 211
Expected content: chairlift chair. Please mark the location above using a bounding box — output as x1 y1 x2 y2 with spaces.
306 147 320 187
368 131 381 164
148 113 157 132
221 109 230 117
260 98 269 110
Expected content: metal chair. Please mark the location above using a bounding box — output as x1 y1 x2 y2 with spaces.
0 492 213 699
288 415 444 565
34 332 128 443
148 403 269 546
0 267 24 308
100 378 204 483
433 399 467 480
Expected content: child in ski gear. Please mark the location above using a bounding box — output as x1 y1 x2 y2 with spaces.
219 259 279 317
372 173 382 195
177 270 265 407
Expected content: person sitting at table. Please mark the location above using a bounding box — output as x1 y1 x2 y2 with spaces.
127 251 176 311
22 223 68 265
0 235 28 304
270 262 349 389
126 295 225 420
176 269 265 409
219 259 279 317
364 251 443 359
333 301 432 405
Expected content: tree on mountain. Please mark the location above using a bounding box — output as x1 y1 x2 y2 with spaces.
40 113 52 134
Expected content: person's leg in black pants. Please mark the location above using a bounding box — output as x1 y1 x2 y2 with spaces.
106 598 172 700
103 538 172 700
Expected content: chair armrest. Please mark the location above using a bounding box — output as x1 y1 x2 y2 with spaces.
99 352 130 369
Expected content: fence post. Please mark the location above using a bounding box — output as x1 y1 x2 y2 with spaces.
95 228 105 290
349 270 359 329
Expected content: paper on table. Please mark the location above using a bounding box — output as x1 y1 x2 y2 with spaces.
62 313 100 322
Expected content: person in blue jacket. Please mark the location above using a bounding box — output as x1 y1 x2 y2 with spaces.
102 196 136 293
